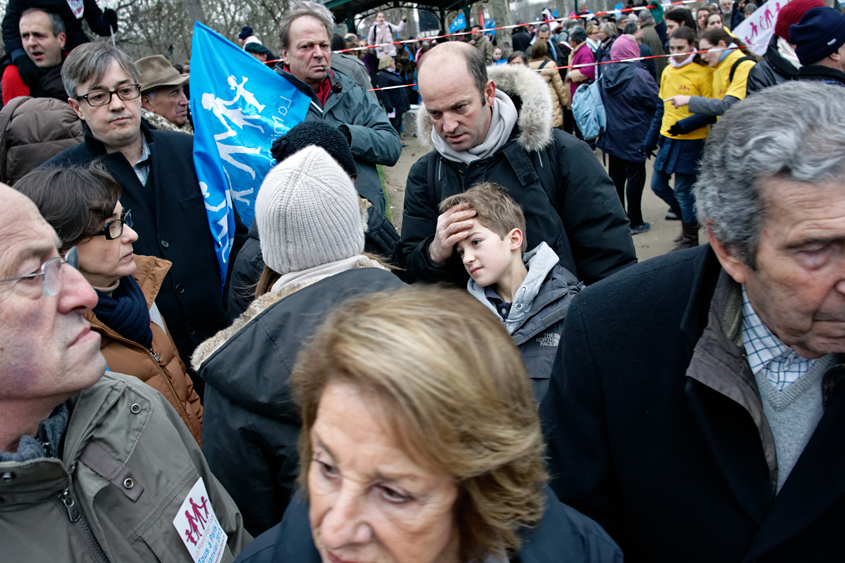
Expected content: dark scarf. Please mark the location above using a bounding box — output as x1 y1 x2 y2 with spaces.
93 275 153 349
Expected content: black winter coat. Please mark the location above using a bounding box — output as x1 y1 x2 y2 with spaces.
746 35 798 96
376 69 410 115
235 486 622 563
44 123 248 395
194 266 405 537
541 245 845 562
2 0 112 56
401 64 637 286
512 29 533 53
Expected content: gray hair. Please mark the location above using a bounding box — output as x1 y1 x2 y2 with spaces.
600 22 618 38
62 43 138 99
20 8 65 36
623 21 639 35
639 10 655 24
538 24 550 34
570 25 587 44
695 81 845 267
279 1 334 51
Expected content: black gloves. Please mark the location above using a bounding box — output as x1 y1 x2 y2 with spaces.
103 9 118 31
667 122 684 136
13 53 42 87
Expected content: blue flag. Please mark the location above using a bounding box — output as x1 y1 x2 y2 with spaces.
484 18 496 37
190 22 310 287
449 13 466 33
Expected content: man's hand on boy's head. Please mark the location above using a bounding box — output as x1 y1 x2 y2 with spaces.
430 203 477 265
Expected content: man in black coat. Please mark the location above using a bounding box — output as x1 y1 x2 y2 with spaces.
541 81 845 562
46 43 247 396
402 42 636 286
511 24 532 53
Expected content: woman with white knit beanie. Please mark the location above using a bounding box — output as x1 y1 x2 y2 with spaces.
190 145 405 537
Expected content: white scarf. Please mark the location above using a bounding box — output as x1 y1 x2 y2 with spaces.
270 255 366 294
669 52 696 68
431 90 518 165
777 36 801 70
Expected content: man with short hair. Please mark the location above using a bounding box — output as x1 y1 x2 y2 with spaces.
0 184 250 562
1 8 67 103
531 24 557 62
275 2 400 212
542 81 845 562
472 24 494 63
790 6 845 86
135 55 192 133
45 43 247 396
401 42 636 285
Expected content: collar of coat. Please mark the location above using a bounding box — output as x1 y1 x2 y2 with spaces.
416 64 554 154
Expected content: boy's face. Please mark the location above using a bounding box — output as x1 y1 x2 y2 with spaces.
455 221 523 288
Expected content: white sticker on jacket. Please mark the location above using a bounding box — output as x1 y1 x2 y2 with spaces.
172 478 228 563
66 0 84 19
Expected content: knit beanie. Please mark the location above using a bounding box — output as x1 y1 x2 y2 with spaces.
270 122 357 178
239 26 254 40
790 7 845 65
610 34 640 61
775 0 824 40
256 146 365 275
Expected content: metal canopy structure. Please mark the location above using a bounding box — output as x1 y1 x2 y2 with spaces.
325 0 474 38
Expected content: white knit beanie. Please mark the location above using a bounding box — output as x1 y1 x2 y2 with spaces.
256 145 365 275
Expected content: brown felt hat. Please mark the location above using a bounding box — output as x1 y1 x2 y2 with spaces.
135 55 189 94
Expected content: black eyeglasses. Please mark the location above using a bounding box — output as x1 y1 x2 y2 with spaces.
75 84 141 107
0 246 78 297
95 210 133 240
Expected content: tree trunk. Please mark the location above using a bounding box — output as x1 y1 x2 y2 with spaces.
405 7 418 40
487 0 513 56
185 0 204 36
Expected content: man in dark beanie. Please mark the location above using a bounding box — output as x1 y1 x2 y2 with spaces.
791 6 845 86
226 121 400 321
746 0 825 95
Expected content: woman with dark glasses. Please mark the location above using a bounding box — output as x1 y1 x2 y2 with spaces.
14 161 203 445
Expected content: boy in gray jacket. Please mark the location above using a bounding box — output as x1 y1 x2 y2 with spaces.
441 183 584 402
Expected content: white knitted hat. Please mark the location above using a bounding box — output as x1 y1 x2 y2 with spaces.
256 146 365 275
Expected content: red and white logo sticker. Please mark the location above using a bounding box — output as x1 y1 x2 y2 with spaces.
172 478 228 563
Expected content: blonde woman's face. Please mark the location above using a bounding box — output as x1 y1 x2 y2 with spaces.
308 382 461 563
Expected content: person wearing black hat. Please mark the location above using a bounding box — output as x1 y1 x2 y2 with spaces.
238 25 255 47
791 6 845 86
244 41 276 66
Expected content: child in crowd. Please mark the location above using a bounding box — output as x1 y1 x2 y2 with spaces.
644 26 713 251
440 182 583 402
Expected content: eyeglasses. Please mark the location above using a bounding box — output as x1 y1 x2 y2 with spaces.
94 210 133 240
0 246 78 297
75 84 141 107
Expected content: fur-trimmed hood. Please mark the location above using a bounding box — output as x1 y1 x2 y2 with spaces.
191 256 388 371
416 63 554 153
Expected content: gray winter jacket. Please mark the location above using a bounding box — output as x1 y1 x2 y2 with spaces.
468 243 583 402
273 66 400 213
0 371 250 562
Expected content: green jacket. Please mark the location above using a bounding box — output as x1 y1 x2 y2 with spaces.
273 66 401 213
0 372 251 562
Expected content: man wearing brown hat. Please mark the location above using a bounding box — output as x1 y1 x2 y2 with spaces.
135 55 192 133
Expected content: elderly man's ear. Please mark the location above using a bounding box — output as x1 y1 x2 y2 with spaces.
705 220 749 285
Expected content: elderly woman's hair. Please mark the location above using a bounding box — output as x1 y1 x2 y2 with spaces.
695 81 845 268
600 21 618 38
13 162 121 250
291 285 547 561
279 1 334 51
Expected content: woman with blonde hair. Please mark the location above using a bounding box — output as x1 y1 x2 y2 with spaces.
529 40 569 127
234 285 621 563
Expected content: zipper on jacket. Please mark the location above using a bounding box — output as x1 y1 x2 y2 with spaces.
148 348 161 363
54 488 110 563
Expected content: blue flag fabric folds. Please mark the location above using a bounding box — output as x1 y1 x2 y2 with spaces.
190 22 309 287
449 13 466 33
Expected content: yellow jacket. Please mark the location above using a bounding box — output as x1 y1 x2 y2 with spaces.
712 48 755 101
659 62 713 140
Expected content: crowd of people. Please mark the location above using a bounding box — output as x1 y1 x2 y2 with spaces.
3 0 845 562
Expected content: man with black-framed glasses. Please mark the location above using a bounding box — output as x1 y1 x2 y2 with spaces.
45 42 248 397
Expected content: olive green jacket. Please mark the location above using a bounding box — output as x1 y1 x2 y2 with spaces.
0 371 251 562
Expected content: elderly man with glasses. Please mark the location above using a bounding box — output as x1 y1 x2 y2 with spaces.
0 183 250 562
44 42 248 397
